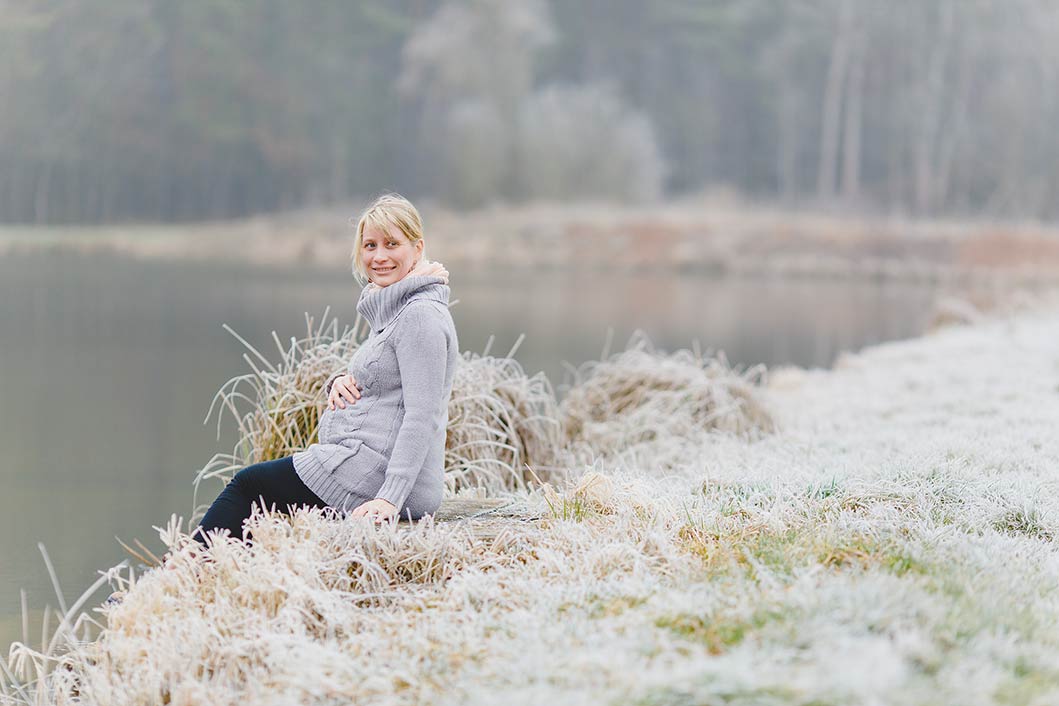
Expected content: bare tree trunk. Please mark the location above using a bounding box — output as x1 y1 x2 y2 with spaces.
330 133 348 203
914 0 954 216
33 162 51 223
841 29 865 204
817 0 853 203
71 163 82 223
101 155 115 223
777 86 800 202
935 36 971 214
0 166 7 220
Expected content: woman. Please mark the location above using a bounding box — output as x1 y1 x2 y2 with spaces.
193 193 459 546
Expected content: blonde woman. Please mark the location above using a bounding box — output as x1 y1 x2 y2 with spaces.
193 193 458 545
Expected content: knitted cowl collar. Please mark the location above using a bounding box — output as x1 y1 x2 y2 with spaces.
356 274 449 333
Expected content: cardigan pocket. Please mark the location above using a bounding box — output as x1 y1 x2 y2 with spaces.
334 439 389 497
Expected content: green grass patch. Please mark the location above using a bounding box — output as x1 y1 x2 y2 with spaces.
628 684 839 706
655 605 789 655
676 517 932 583
543 493 593 522
995 657 1059 705
993 506 1054 541
556 593 651 619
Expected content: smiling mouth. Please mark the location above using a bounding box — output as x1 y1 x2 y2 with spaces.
373 266 396 273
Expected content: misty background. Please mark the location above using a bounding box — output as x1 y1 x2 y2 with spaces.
4 0 1059 224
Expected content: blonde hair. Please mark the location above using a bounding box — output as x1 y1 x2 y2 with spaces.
350 193 425 284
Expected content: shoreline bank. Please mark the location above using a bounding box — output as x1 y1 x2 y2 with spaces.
4 202 1059 286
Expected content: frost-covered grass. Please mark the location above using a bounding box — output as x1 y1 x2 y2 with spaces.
5 295 1059 705
561 330 773 455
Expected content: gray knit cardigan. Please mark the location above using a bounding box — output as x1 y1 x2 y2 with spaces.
292 274 458 520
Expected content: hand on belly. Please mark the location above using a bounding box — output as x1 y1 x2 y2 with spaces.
328 374 363 410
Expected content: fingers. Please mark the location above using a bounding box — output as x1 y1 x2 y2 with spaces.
417 261 446 278
350 501 374 518
342 375 361 403
349 501 390 522
328 375 362 409
411 259 449 284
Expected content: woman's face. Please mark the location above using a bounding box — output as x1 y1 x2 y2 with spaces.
360 224 424 287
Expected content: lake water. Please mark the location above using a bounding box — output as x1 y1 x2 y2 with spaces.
0 251 940 648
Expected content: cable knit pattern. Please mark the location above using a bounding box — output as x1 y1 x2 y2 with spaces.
292 275 458 520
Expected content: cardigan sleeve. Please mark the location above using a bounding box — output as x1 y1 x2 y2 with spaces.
323 371 345 398
374 303 450 511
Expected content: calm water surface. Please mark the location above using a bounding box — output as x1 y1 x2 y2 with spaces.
0 251 939 647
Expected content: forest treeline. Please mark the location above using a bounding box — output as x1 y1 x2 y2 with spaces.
2 0 1058 224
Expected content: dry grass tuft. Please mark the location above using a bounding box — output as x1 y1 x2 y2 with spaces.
559 330 774 454
444 349 566 496
539 472 619 522
194 309 369 517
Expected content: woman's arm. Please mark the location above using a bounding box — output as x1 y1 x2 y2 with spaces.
373 303 451 511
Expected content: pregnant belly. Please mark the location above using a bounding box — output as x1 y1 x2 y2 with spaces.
318 399 372 445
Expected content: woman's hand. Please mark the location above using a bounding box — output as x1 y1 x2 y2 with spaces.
411 259 449 284
349 498 397 523
328 374 361 410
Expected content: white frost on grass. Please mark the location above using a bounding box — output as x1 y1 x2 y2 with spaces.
6 299 1059 705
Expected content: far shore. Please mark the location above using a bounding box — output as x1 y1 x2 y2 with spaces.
4 200 1059 286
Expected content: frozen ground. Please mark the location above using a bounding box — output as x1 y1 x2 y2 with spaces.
5 297 1059 705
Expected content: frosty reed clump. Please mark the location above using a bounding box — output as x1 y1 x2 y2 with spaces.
444 339 565 495
560 330 774 456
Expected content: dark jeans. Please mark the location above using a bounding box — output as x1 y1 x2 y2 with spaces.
193 455 327 547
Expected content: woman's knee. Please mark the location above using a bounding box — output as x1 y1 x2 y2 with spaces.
229 456 298 503
230 463 267 496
